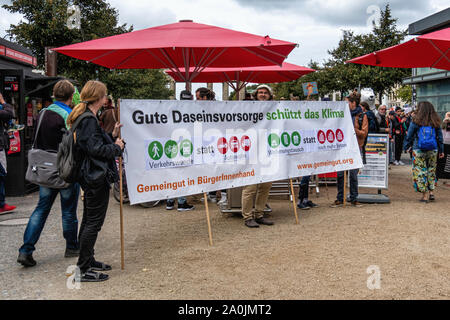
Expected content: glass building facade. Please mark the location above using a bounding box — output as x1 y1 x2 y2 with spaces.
403 6 450 119
415 68 450 118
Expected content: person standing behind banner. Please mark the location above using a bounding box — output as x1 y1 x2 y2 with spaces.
0 93 16 214
241 85 275 228
331 90 367 208
166 90 195 211
66 80 124 282
17 80 79 267
195 87 227 204
403 101 444 203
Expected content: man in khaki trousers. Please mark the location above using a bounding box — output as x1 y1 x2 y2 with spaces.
242 85 275 228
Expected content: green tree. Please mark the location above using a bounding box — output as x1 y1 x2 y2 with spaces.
326 4 410 101
395 85 412 104
272 4 410 102
3 0 172 99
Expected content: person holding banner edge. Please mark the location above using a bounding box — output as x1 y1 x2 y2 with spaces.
331 90 367 208
241 85 275 228
66 80 124 282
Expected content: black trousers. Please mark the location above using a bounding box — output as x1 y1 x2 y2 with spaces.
394 135 404 162
77 183 110 273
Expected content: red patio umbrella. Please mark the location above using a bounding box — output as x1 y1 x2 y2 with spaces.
54 20 297 87
166 62 315 98
346 27 450 70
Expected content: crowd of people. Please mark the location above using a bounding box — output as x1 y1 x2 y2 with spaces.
5 79 447 282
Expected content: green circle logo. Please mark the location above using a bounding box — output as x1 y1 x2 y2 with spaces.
268 133 280 149
291 131 301 146
281 132 291 147
164 140 178 159
179 139 193 157
148 141 163 160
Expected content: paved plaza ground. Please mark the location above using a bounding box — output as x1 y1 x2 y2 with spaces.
0 156 449 300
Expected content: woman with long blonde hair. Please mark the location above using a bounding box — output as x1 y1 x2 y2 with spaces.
70 80 124 282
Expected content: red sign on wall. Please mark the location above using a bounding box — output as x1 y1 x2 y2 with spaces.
0 45 37 66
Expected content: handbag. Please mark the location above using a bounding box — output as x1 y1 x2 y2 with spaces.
25 109 70 189
81 156 108 188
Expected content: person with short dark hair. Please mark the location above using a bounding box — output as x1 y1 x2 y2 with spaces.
331 90 367 208
403 101 444 202
390 107 406 165
195 87 215 101
18 80 80 267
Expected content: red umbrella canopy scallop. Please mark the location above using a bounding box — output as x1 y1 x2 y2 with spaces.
54 20 297 79
346 27 450 70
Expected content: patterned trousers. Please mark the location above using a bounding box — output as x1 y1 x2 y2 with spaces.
412 149 437 193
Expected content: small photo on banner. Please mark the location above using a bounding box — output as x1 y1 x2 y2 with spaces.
302 82 318 96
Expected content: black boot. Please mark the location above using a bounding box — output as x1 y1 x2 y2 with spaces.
17 253 36 267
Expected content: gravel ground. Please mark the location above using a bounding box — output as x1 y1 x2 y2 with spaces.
0 157 449 300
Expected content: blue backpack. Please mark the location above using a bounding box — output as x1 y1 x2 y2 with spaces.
417 126 437 151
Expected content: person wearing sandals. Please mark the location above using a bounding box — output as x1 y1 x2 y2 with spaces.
66 80 124 282
403 101 444 203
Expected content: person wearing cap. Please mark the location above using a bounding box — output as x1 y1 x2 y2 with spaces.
180 90 193 100
331 90 367 208
242 85 275 228
166 90 195 211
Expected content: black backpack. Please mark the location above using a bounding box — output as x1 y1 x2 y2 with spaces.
365 111 379 133
57 113 97 183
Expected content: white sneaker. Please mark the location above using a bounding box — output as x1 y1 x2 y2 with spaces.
394 160 399 165
217 193 228 206
398 160 405 165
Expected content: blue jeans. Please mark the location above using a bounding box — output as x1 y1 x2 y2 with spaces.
167 197 186 205
298 176 311 202
19 184 80 255
337 169 359 202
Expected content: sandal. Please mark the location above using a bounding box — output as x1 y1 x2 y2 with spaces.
80 269 109 282
90 261 112 271
429 195 435 201
419 199 429 203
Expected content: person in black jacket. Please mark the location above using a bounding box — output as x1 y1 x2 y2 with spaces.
66 80 124 282
0 93 16 214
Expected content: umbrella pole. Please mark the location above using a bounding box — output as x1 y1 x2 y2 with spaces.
203 192 213 246
290 179 299 224
118 99 125 270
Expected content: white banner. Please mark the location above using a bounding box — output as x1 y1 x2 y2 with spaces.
121 100 363 205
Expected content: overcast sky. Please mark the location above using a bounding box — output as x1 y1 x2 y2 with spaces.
0 0 448 99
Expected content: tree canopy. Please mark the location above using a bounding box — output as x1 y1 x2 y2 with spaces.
273 4 410 102
3 0 172 99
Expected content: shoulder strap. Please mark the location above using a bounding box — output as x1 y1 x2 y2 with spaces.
32 109 47 149
70 112 98 132
358 112 365 130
